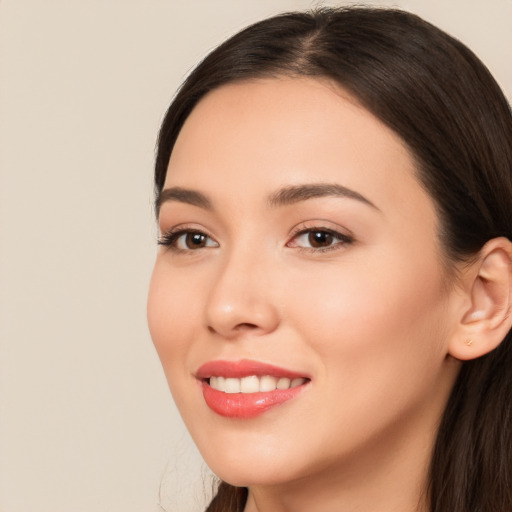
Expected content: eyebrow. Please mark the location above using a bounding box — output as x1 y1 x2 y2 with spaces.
267 183 379 210
157 182 378 215
157 187 212 215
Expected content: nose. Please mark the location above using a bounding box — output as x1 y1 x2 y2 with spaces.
204 249 280 339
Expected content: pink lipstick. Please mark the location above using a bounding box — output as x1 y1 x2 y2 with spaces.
196 359 310 418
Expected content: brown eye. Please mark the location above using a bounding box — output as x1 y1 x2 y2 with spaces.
308 230 334 248
288 227 353 253
177 231 218 250
185 232 207 249
158 229 219 250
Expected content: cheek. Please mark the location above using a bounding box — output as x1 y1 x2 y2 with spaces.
147 261 200 370
147 261 207 422
280 258 453 458
286 253 450 379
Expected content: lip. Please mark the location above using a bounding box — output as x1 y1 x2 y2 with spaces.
196 359 310 380
196 359 310 419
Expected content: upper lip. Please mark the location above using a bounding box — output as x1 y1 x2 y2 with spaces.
195 359 310 380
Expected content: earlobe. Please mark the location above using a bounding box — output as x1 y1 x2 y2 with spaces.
449 237 512 361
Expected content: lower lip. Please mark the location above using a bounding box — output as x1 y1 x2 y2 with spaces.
201 381 307 418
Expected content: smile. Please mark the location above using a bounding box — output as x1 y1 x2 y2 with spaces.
209 375 307 393
196 360 310 418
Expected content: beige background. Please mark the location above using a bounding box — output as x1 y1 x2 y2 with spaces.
0 1 510 511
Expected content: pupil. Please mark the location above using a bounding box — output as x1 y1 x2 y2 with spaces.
187 233 206 248
309 231 333 247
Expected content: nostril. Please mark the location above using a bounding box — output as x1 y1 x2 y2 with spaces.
207 322 259 336
235 322 259 331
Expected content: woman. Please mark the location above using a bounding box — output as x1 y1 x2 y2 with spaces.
147 7 512 512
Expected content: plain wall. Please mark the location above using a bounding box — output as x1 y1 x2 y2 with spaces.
1 1 510 511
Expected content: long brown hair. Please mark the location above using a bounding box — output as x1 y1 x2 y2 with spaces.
155 8 512 511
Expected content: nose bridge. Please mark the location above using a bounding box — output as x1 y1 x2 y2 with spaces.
204 240 279 338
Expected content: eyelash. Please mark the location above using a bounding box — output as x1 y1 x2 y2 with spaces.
157 226 354 254
287 226 354 253
158 228 218 252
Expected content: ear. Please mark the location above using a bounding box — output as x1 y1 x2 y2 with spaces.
448 237 512 361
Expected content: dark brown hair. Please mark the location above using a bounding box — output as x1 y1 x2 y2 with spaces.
155 8 512 511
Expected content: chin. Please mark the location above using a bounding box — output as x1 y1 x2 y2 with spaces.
192 429 318 488
213 463 298 488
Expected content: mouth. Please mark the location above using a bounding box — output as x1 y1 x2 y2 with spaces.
196 359 311 418
208 375 308 393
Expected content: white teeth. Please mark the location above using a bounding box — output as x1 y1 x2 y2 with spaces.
224 377 241 394
277 377 291 390
208 375 307 393
291 378 306 388
259 375 278 392
240 375 259 393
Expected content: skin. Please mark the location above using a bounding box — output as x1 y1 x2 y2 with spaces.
148 78 469 512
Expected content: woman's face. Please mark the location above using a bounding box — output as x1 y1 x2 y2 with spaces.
148 78 461 488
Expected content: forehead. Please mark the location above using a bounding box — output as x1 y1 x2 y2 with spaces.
165 77 433 223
